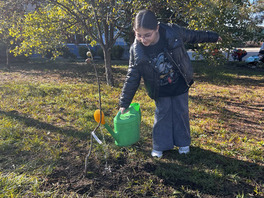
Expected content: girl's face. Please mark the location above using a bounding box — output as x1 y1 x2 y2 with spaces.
134 26 159 46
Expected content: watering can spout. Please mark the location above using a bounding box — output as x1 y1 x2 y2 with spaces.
104 123 118 140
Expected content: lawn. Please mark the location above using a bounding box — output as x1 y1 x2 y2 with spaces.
0 59 263 197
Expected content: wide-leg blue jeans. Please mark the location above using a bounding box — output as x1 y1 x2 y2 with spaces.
152 92 191 151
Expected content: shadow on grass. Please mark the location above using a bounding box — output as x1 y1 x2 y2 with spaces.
2 61 104 83
4 60 263 87
152 147 264 197
0 110 89 139
2 60 128 85
189 94 263 139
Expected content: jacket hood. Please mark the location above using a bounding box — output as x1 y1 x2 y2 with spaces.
159 23 184 50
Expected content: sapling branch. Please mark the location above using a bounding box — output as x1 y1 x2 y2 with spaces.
84 47 103 177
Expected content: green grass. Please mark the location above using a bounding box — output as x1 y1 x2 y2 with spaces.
0 60 263 197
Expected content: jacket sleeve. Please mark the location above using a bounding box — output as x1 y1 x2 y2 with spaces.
172 24 219 44
119 46 141 109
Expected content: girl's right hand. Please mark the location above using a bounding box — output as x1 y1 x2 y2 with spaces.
119 107 127 114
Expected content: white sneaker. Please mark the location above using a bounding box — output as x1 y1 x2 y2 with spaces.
179 146 190 154
151 150 163 158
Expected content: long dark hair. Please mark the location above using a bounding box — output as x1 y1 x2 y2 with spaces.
134 10 158 30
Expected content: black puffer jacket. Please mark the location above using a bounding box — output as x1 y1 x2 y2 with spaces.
119 23 219 109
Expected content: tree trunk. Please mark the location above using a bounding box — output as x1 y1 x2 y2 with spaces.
103 48 114 86
6 47 10 70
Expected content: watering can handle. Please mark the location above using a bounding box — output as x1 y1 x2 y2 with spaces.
119 103 139 114
119 108 129 115
118 103 140 119
117 109 127 118
130 103 140 112
117 107 130 120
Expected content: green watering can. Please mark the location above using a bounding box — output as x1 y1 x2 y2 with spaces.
93 103 141 147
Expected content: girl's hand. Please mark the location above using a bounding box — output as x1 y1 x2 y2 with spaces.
119 107 128 114
217 36 222 42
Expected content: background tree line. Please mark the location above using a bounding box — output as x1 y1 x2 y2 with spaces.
0 0 263 86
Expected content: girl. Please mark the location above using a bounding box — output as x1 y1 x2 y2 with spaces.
119 9 221 157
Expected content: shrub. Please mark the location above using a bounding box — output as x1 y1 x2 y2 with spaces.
78 46 95 59
45 46 76 59
60 46 77 59
0 42 6 63
97 48 104 59
78 46 87 59
111 45 124 60
0 42 29 64
97 45 125 60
